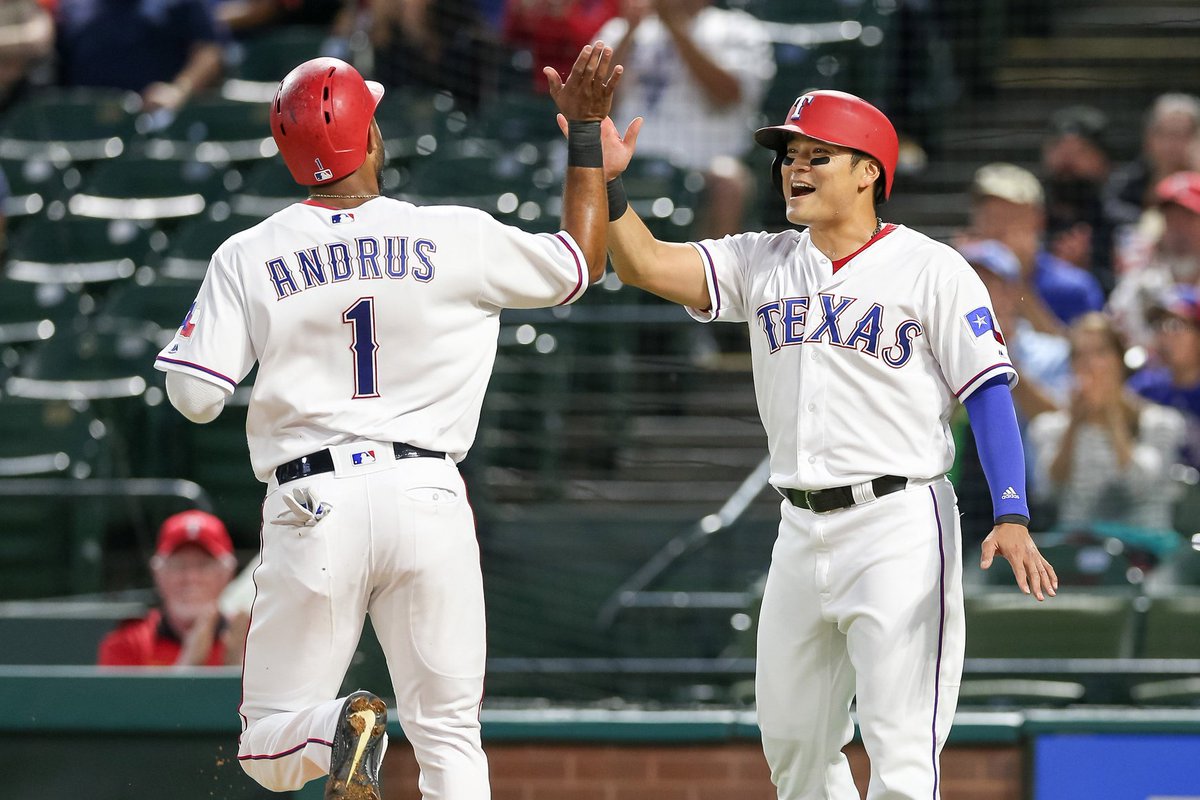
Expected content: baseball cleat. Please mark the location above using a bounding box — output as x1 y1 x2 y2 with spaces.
325 691 388 800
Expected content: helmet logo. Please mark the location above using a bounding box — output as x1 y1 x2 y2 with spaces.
313 158 334 182
789 95 815 122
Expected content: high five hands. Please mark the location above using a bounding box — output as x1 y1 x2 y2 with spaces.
544 41 624 123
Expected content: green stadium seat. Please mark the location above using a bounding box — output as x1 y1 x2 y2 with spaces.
0 157 81 226
1138 593 1200 659
0 396 110 479
156 211 266 282
140 97 275 164
0 489 109 598
0 280 86 349
964 590 1137 659
96 282 201 337
472 92 560 146
404 149 547 213
182 389 263 546
0 88 138 163
221 26 328 103
230 158 302 217
6 322 160 402
5 216 162 287
66 155 233 223
1130 592 1200 706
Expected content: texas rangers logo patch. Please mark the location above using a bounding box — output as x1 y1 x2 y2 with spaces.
351 450 377 466
965 306 1005 345
179 302 197 338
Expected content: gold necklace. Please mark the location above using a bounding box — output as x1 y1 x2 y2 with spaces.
309 193 380 199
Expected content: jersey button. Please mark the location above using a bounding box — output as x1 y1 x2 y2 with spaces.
808 456 817 464
807 403 816 412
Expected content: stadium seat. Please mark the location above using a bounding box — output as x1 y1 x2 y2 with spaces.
0 157 81 227
404 149 547 213
221 26 328 103
0 396 110 479
182 391 263 546
0 87 138 162
1138 593 1200 659
5 216 162 287
0 487 108 598
156 210 266 282
472 92 560 146
964 590 1138 659
1129 592 1200 706
229 158 301 218
96 282 201 339
0 279 86 347
66 155 233 224
139 97 275 164
6 321 160 403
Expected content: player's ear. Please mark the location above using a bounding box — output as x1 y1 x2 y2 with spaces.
858 158 881 194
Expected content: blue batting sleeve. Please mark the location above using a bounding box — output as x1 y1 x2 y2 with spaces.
963 375 1031 524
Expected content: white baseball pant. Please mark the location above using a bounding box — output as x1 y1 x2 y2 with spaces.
756 478 964 800
236 445 490 799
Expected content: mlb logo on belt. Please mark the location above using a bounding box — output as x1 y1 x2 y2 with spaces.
352 450 376 466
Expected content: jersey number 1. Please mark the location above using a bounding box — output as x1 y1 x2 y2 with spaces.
342 297 380 398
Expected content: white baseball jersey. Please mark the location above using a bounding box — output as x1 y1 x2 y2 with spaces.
687 224 1017 489
595 7 775 169
155 197 587 481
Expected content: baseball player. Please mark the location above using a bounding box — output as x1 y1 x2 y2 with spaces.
153 47 620 799
596 91 1059 798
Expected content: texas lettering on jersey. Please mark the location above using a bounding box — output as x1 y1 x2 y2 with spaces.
265 235 437 300
754 293 925 368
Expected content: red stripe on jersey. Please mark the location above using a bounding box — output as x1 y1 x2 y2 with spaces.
831 223 897 273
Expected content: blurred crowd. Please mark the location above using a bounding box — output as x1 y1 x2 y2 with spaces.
1 0 1199 566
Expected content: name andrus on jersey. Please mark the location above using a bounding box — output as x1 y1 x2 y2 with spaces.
754 293 924 368
265 236 438 301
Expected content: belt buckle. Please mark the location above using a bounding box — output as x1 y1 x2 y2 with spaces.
803 489 824 513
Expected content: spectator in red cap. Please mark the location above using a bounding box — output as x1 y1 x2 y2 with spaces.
97 510 246 667
1127 285 1200 469
1109 171 1200 347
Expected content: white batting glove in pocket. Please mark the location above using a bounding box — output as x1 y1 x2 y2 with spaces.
274 487 334 527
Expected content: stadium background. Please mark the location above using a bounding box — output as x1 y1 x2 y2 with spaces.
1 0 1199 797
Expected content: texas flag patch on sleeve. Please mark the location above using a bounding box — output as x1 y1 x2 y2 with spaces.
965 306 1005 345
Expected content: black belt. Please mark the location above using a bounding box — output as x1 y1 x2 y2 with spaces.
275 442 445 485
781 475 907 514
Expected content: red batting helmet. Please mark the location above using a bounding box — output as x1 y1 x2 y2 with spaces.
754 90 899 202
270 57 385 186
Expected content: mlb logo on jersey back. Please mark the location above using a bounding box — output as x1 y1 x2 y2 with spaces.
331 212 355 225
352 450 376 466
964 306 1005 345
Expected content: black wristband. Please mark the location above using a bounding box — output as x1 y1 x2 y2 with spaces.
566 120 603 168
995 513 1031 528
606 176 628 222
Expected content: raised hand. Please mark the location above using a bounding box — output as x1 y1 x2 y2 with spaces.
555 114 643 181
543 41 623 122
